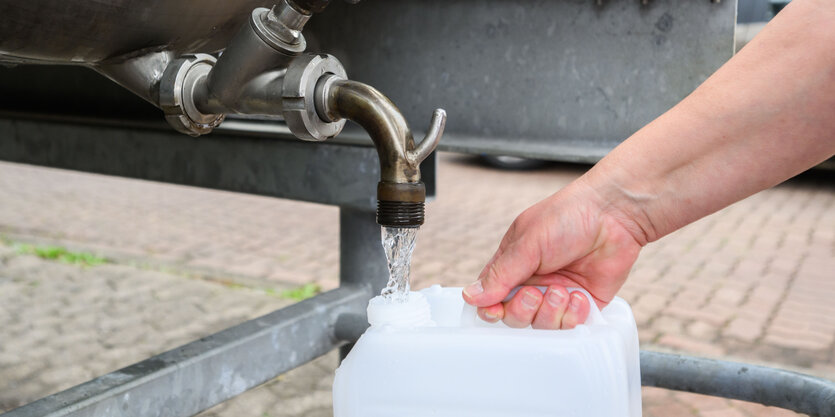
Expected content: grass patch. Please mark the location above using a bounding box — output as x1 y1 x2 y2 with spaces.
15 243 107 267
275 283 321 301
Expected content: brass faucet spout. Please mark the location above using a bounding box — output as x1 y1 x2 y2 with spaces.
320 78 444 184
317 76 446 227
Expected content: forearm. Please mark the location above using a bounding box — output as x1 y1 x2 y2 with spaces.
581 0 835 244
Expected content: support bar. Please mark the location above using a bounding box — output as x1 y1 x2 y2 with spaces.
0 117 383 210
337 208 388 358
641 351 835 417
0 286 370 417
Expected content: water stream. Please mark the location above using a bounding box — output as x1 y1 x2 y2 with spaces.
380 226 419 303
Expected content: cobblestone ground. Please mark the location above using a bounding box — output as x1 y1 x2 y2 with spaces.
0 154 832 416
0 244 297 413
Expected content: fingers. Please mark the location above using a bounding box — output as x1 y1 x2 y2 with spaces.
463 239 540 307
531 286 570 329
476 303 505 323
501 286 543 328
559 292 590 329
491 286 590 330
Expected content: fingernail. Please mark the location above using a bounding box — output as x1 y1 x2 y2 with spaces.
483 311 498 321
464 280 484 297
546 289 565 307
568 293 583 312
521 291 539 309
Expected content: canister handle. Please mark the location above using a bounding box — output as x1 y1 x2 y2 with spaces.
460 286 606 328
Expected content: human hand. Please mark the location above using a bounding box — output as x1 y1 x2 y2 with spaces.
462 181 644 329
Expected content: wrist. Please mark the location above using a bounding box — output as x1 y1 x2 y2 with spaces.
572 161 662 246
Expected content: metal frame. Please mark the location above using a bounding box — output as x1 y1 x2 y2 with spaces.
1 117 834 416
0 117 376 210
0 116 392 416
0 286 370 417
641 351 835 416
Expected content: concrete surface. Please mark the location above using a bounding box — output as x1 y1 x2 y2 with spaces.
0 153 832 416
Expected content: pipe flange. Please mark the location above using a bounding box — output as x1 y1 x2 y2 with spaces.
160 54 225 137
282 53 347 141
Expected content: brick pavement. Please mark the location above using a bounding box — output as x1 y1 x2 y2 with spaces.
0 242 296 414
0 155 833 416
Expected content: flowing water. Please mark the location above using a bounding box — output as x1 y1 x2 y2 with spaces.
380 226 419 303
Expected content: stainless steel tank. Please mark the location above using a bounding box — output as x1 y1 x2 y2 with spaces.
0 0 271 64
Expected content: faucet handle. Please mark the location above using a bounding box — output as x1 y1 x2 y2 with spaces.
409 109 446 165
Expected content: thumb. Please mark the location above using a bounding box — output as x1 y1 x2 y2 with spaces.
462 238 540 307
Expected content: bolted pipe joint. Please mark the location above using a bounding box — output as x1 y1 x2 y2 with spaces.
314 73 446 227
158 0 313 136
281 54 347 141
195 2 309 117
159 54 225 137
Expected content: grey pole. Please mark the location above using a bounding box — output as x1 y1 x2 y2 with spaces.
0 286 369 417
337 207 387 358
339 207 388 292
641 351 835 416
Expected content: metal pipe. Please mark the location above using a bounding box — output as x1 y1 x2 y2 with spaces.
0 286 370 417
287 0 332 14
640 351 835 416
195 4 306 116
320 76 445 227
157 1 317 135
194 70 287 116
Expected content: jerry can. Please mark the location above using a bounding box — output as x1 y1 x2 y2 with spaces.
333 285 641 417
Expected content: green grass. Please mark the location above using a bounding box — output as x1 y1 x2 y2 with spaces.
15 243 107 266
276 283 321 301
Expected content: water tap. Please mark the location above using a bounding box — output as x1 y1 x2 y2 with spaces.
314 74 446 228
155 0 444 228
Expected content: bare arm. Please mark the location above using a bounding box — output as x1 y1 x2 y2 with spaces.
463 0 835 329
595 0 835 244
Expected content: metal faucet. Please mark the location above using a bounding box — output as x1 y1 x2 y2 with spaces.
316 75 446 227
149 0 446 228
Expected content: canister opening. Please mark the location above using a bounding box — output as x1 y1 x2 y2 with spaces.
367 291 434 327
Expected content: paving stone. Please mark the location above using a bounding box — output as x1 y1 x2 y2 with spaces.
644 400 694 417
687 320 718 340
723 317 764 343
655 334 726 358
0 250 290 414
0 157 833 416
673 391 729 412
763 330 832 351
654 316 685 335
699 407 751 417
37 365 93 389
733 400 806 417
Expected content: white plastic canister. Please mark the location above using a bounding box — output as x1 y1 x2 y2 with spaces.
333 285 641 417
